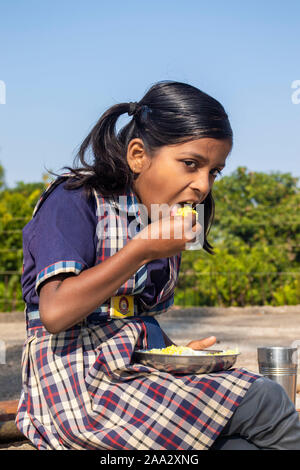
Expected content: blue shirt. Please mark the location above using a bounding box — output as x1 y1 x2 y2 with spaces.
21 179 170 306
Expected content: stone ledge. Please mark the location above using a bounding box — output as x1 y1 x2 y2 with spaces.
0 441 36 450
0 400 27 444
165 305 300 318
1 305 300 323
0 312 25 323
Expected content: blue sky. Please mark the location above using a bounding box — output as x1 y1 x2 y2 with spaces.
0 0 299 187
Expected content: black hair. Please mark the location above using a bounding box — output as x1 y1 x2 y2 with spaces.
48 80 233 254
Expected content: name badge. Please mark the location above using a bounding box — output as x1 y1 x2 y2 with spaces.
110 295 134 318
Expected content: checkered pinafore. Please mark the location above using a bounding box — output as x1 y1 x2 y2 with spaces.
15 175 259 450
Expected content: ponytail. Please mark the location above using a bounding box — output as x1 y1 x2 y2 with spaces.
48 80 233 254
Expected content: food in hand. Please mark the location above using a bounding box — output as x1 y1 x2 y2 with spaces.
175 205 198 220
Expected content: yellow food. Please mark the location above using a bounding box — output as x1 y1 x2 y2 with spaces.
145 345 239 356
175 206 198 219
148 345 194 355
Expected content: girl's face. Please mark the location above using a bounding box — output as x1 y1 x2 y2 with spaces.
127 137 232 220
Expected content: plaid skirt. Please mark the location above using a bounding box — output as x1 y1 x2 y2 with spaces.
15 317 259 450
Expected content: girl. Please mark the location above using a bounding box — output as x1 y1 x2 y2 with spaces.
16 81 300 450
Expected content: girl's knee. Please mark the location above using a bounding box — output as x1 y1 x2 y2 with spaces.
249 376 293 409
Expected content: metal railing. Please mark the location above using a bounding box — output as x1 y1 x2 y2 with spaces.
0 217 298 311
0 270 298 312
175 271 300 307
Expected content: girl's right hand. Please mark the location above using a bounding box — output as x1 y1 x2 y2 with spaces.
132 209 202 261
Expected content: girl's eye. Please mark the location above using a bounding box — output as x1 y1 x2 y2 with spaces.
183 160 197 169
211 169 223 178
183 161 223 178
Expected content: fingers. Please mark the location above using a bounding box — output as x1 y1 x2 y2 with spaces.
186 336 217 350
137 211 202 248
170 204 181 216
171 209 198 225
185 222 202 242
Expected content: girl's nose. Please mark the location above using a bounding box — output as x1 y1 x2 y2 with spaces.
189 173 211 198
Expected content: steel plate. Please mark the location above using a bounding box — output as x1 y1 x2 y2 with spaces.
133 350 240 374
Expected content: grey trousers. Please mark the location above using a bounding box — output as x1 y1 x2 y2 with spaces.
211 376 300 450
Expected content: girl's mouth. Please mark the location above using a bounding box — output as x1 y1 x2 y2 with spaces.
170 201 197 216
177 201 197 210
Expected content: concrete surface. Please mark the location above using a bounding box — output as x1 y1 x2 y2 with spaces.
1 305 300 450
1 306 300 402
160 306 300 408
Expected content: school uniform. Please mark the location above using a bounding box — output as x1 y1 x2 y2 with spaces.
15 173 263 450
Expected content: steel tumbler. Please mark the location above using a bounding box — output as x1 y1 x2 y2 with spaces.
257 346 298 404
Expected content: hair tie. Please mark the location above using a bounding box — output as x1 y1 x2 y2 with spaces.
128 102 139 116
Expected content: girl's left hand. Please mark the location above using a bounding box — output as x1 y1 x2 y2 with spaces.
186 336 216 350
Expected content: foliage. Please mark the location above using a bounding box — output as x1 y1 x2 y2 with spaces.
175 167 300 307
0 164 48 311
0 162 298 311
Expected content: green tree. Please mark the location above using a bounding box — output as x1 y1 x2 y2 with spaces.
0 173 46 312
0 164 298 312
176 167 300 307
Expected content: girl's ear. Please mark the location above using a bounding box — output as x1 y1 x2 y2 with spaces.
126 138 150 175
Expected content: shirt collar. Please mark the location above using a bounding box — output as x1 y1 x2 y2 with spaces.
109 187 141 216
34 172 141 218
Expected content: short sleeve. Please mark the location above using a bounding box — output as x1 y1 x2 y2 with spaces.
27 182 97 295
